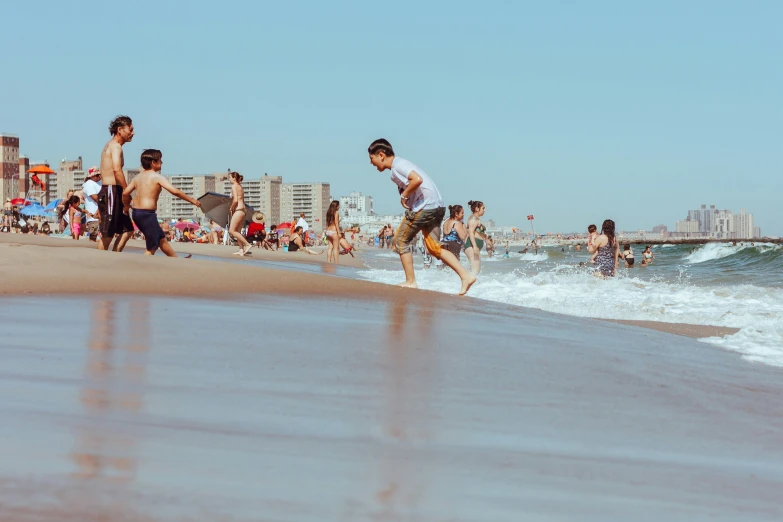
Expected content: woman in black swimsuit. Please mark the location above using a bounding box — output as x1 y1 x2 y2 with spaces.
288 226 322 255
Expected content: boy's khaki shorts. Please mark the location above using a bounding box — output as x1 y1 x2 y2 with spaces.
393 207 446 258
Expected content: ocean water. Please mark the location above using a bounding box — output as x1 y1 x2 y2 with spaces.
358 243 783 368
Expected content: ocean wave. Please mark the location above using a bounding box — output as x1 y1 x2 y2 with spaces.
357 266 783 368
685 242 781 265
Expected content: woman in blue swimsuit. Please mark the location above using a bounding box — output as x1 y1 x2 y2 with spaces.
441 204 467 260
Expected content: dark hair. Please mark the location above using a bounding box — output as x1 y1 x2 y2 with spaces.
468 200 484 213
229 171 243 183
294 226 303 233
270 225 276 230
109 115 132 136
448 204 463 218
326 200 339 226
601 219 616 247
368 138 394 156
587 224 597 233
140 149 162 170
623 244 630 250
60 195 80 220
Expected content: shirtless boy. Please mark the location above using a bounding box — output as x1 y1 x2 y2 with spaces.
98 115 136 251
122 149 201 257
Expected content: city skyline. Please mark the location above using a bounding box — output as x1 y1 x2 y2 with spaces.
2 2 781 235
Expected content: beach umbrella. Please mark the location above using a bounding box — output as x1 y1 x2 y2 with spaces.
20 204 50 217
175 221 201 231
43 199 62 212
197 192 254 227
10 198 32 206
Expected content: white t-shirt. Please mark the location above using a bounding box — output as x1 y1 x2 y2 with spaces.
390 157 444 212
296 217 309 232
82 179 101 223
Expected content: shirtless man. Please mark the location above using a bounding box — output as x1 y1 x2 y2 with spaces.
98 115 135 251
121 149 200 257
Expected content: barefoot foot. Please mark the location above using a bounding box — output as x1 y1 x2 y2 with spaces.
396 281 418 289
458 274 477 296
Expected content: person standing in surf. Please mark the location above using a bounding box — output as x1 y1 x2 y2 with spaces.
587 219 620 277
367 138 476 295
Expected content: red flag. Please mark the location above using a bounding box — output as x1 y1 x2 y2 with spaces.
527 215 534 220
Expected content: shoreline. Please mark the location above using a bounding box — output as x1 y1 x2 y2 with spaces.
0 233 738 340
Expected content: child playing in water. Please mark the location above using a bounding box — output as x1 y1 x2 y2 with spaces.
587 224 598 264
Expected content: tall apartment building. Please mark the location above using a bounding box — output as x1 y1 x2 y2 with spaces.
280 182 331 232
687 204 717 235
733 208 755 239
675 219 700 234
0 134 20 202
339 191 374 220
258 174 282 225
157 175 217 221
18 156 30 195
713 209 733 239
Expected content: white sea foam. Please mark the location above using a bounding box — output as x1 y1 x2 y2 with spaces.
685 242 780 264
357 266 783 368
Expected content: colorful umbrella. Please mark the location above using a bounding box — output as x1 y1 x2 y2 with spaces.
175 221 201 231
10 198 32 206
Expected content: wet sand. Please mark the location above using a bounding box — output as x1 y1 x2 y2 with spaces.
2 233 782 520
1 295 782 521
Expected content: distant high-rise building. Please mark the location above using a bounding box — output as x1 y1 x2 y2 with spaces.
281 182 331 232
712 209 733 239
60 157 82 172
157 175 217 221
733 208 755 239
0 134 20 202
339 191 374 220
675 219 700 234
258 174 282 225
753 226 761 238
18 156 30 195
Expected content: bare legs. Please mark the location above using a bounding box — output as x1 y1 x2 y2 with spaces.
465 246 482 274
229 211 251 255
397 248 476 295
326 232 340 263
97 231 133 252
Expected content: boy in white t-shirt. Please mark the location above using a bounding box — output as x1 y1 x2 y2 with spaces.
368 138 476 295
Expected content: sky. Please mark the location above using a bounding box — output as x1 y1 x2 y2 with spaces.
2 0 781 234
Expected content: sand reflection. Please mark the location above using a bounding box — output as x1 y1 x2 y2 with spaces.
71 299 150 482
374 296 438 518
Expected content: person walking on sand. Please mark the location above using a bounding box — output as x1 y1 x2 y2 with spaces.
122 149 200 257
464 200 487 275
325 200 343 263
368 138 476 295
98 115 135 252
587 219 620 277
228 172 252 256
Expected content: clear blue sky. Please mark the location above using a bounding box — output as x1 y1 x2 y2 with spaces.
2 1 781 234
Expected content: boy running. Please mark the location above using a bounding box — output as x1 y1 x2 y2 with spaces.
368 138 476 295
121 149 201 257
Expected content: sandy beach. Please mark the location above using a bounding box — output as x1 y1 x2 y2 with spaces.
1 234 782 521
